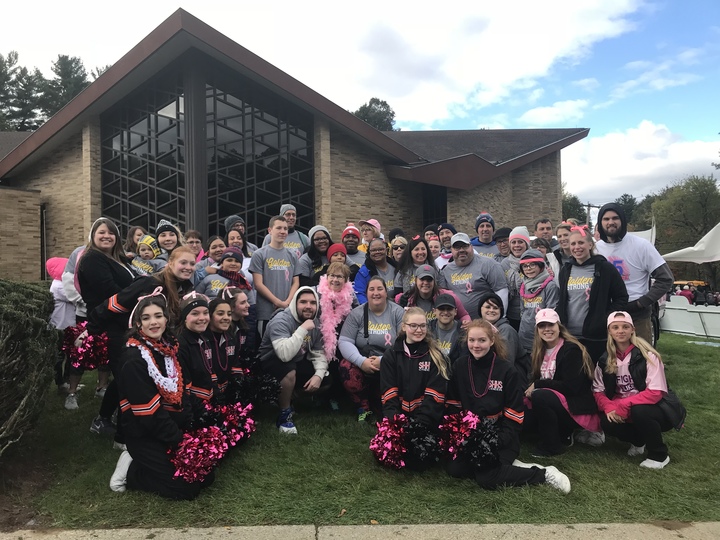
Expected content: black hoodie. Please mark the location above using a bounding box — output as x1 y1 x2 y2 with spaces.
597 203 628 242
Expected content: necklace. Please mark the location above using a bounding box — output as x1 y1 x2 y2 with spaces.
468 352 495 398
210 331 229 372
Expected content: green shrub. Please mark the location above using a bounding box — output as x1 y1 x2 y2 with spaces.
0 279 57 459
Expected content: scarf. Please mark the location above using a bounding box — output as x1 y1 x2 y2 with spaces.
520 270 553 299
127 332 183 406
217 269 252 290
317 275 355 361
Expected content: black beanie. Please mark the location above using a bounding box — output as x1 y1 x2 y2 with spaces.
477 291 505 319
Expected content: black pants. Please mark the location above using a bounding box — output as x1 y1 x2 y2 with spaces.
580 338 606 365
601 404 673 461
261 354 331 393
126 436 214 500
446 457 545 490
525 389 579 453
98 330 126 442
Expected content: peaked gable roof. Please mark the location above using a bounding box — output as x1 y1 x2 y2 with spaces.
0 9 421 179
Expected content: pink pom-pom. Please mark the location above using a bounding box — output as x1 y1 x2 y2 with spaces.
369 414 408 469
62 322 110 370
214 402 256 447
170 426 228 482
439 411 481 459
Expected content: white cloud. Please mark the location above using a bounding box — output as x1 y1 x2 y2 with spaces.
519 99 588 125
562 120 719 204
572 78 600 91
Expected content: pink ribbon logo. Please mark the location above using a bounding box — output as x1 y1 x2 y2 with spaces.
384 333 392 346
465 281 473 294
285 268 290 281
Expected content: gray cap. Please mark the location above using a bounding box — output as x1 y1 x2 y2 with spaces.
434 293 456 309
451 232 471 246
414 264 436 280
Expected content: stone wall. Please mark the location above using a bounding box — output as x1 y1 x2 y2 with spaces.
0 186 41 280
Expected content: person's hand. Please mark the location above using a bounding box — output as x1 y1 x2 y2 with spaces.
303 375 322 392
460 320 470 330
74 330 88 348
606 410 625 423
524 383 535 398
301 319 315 332
360 357 380 374
205 266 218 275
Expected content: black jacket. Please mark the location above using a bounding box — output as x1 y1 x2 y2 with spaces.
78 248 135 315
596 347 647 399
380 338 448 427
532 341 597 415
557 254 628 340
446 349 524 464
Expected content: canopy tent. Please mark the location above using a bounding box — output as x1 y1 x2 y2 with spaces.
662 222 720 264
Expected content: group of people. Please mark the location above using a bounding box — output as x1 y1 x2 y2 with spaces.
46 201 683 499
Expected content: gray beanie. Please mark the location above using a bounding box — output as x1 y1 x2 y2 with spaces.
279 204 296 216
224 215 245 232
308 225 330 241
519 248 546 274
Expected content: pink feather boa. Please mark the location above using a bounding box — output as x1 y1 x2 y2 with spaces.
317 275 355 361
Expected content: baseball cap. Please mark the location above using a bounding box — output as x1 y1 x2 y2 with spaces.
434 293 456 309
607 311 634 328
414 264 436 281
451 232 471 246
535 308 560 325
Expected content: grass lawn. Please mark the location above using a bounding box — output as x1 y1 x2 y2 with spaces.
7 332 720 528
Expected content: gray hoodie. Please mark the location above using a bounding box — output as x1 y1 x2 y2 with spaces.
258 286 328 379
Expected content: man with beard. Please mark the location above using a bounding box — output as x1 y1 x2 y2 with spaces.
493 227 512 262
259 286 328 434
342 224 366 266
262 204 309 259
595 203 673 343
441 233 508 317
437 223 457 265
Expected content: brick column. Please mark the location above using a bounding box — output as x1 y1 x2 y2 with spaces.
314 118 332 228
82 118 102 237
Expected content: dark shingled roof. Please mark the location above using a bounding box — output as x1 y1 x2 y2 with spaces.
0 132 32 161
383 128 587 164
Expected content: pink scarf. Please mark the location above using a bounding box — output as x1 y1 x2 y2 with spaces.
318 275 354 361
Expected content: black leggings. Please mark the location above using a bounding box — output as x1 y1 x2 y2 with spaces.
446 457 545 490
525 389 580 452
601 404 673 461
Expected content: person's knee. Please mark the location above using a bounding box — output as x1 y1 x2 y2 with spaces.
281 370 296 388
530 388 556 408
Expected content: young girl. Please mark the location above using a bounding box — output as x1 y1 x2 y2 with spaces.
518 249 559 354
195 247 253 300
446 319 570 493
176 292 214 403
593 311 676 469
380 307 449 428
204 297 241 398
393 236 445 297
221 287 253 358
110 295 212 499
525 308 598 457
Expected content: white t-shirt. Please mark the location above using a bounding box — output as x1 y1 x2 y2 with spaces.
595 234 665 302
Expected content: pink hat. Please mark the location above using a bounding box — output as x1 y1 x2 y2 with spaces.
342 223 361 239
358 219 381 233
535 308 560 325
607 311 634 328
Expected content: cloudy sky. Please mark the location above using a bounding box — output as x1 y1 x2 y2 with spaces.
3 0 719 205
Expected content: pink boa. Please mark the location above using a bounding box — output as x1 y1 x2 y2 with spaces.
317 275 354 361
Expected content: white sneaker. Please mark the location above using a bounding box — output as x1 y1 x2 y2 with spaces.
544 465 571 494
575 429 605 447
64 393 79 410
278 423 298 435
627 444 646 457
109 450 132 492
512 459 545 469
640 456 670 469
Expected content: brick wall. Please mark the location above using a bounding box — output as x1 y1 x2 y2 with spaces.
319 128 424 239
0 187 41 280
447 151 562 235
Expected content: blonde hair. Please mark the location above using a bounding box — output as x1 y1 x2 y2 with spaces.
604 326 660 374
530 321 594 379
463 319 508 362
401 307 449 379
326 261 350 281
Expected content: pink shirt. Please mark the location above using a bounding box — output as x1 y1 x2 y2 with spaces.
540 338 564 380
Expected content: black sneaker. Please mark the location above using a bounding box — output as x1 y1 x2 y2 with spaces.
90 415 116 436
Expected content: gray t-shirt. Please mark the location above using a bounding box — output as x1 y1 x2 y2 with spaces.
473 243 500 258
346 250 366 266
376 265 396 293
338 302 404 363
501 256 523 321
519 279 559 352
433 321 460 355
441 255 507 317
297 253 328 279
249 246 299 320
565 264 595 337
263 230 308 260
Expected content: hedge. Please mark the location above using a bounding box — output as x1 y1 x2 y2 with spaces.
0 279 57 459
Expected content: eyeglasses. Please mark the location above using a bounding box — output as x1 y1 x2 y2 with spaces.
521 263 539 269
369 248 386 253
327 274 345 280
496 239 509 244
361 227 373 233
392 245 405 250
405 323 427 331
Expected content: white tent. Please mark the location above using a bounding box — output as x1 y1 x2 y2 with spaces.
662 222 720 264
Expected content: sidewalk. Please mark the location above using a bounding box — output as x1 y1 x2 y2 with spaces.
2 522 719 539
